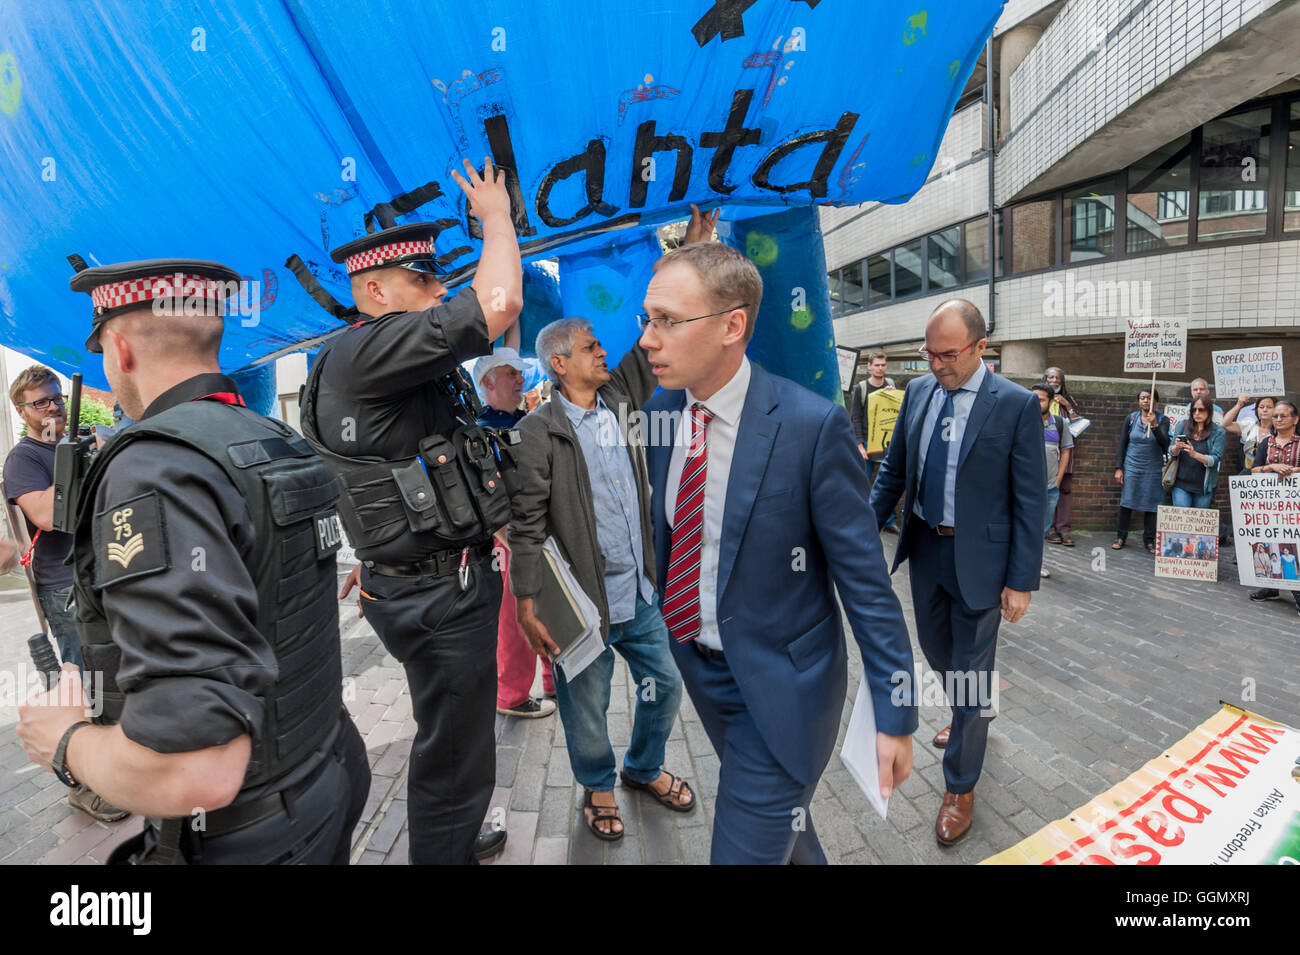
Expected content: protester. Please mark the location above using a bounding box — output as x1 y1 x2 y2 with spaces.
1247 397 1300 614
1031 383 1072 579
475 347 556 719
510 315 691 841
850 350 898 532
1188 377 1225 423
1168 396 1226 509
1042 367 1081 546
1222 395 1275 473
1113 388 1169 552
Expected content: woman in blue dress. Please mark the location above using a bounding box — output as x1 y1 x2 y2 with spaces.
1112 387 1170 552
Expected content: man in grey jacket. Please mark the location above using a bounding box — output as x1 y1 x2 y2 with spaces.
510 317 692 841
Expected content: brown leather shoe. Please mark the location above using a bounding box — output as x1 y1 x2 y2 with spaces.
935 790 974 846
932 724 951 748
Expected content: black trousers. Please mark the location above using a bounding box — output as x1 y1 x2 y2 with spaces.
360 554 501 864
906 520 1001 794
1115 507 1157 546
113 712 370 864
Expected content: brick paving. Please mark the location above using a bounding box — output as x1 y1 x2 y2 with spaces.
1 532 1296 865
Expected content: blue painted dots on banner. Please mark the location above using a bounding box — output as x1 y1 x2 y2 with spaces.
0 54 21 116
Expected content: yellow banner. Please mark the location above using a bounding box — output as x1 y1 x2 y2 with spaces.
981 705 1300 865
865 387 903 457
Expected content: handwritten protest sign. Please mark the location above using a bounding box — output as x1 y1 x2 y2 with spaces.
1230 474 1300 592
1163 404 1188 428
1124 317 1187 372
866 387 903 457
1212 346 1285 398
981 705 1300 865
1155 506 1219 581
836 346 860 393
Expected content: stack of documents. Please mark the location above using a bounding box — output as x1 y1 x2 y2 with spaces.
538 537 604 680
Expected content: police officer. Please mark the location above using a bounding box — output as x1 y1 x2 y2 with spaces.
303 159 522 864
17 259 369 864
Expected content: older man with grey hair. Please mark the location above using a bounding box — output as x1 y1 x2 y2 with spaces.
508 316 693 841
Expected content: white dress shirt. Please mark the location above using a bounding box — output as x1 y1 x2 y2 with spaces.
665 357 751 651
912 361 987 528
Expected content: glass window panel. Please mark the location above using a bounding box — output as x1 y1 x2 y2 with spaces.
866 253 891 305
1198 107 1270 241
827 268 843 317
1287 101 1300 233
963 214 1002 282
893 239 923 298
841 260 864 311
1009 200 1055 273
1063 179 1116 262
1127 134 1191 252
927 226 960 290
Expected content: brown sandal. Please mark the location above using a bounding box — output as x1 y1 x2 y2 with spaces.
582 788 624 841
1111 538 1125 550
620 770 696 813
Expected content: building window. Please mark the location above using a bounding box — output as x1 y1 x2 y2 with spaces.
1063 179 1115 262
1008 199 1056 273
962 215 1001 282
1127 134 1191 252
927 226 961 290
828 268 844 316
893 239 924 298
1198 107 1270 242
841 260 864 311
866 252 891 305
1286 100 1300 233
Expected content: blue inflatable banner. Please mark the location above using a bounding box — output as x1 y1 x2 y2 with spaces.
0 0 1003 389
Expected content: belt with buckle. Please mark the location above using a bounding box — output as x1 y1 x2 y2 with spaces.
910 515 955 537
693 642 726 662
364 539 494 580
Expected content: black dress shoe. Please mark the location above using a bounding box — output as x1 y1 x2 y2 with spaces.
474 824 508 860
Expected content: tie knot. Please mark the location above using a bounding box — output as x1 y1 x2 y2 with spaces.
691 402 714 428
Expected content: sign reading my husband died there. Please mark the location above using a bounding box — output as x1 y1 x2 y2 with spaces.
1123 317 1187 373
1231 474 1300 592
1155 506 1219 582
981 705 1300 865
1212 346 1286 398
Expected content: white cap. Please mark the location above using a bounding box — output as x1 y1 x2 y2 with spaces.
474 347 527 385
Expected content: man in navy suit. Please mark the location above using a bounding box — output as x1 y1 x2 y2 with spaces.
639 241 916 865
869 299 1045 847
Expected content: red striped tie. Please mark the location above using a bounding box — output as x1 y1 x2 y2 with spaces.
663 403 713 644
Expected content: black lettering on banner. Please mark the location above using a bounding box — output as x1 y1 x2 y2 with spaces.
536 137 619 227
629 121 693 208
472 112 537 238
692 0 823 47
700 89 762 195
752 111 859 198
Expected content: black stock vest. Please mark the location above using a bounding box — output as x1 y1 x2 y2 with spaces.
71 399 346 794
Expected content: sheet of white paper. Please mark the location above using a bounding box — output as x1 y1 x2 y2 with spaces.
1067 416 1091 438
839 678 888 820
556 626 604 680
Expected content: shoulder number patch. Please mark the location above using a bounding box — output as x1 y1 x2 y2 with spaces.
93 490 169 589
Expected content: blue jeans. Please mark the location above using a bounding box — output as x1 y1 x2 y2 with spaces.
553 592 682 791
38 586 83 669
865 458 897 528
1044 486 1060 535
1171 488 1214 509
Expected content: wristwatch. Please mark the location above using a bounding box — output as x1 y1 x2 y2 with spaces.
52 721 91 788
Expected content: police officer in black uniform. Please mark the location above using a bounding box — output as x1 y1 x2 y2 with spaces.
302 159 523 864
17 259 369 864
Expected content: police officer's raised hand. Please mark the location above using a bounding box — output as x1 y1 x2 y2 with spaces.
515 597 560 657
450 157 512 224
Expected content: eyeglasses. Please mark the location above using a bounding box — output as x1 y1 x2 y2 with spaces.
635 304 749 334
917 340 981 364
17 394 67 412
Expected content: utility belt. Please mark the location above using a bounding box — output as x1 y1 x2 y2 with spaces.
364 538 495 584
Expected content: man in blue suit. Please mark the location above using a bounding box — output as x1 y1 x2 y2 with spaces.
639 242 917 865
869 299 1045 847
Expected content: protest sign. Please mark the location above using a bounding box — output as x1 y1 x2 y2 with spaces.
1163 403 1188 428
982 705 1300 865
866 387 903 457
1155 506 1219 581
1123 317 1187 372
836 346 860 393
1230 474 1300 592
1212 346 1285 398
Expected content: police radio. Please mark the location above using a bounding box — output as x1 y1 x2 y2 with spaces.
51 373 98 533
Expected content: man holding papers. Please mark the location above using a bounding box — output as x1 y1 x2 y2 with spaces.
640 240 917 865
509 317 693 842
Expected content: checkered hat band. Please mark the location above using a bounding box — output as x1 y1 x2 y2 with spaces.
344 239 434 274
89 273 230 311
